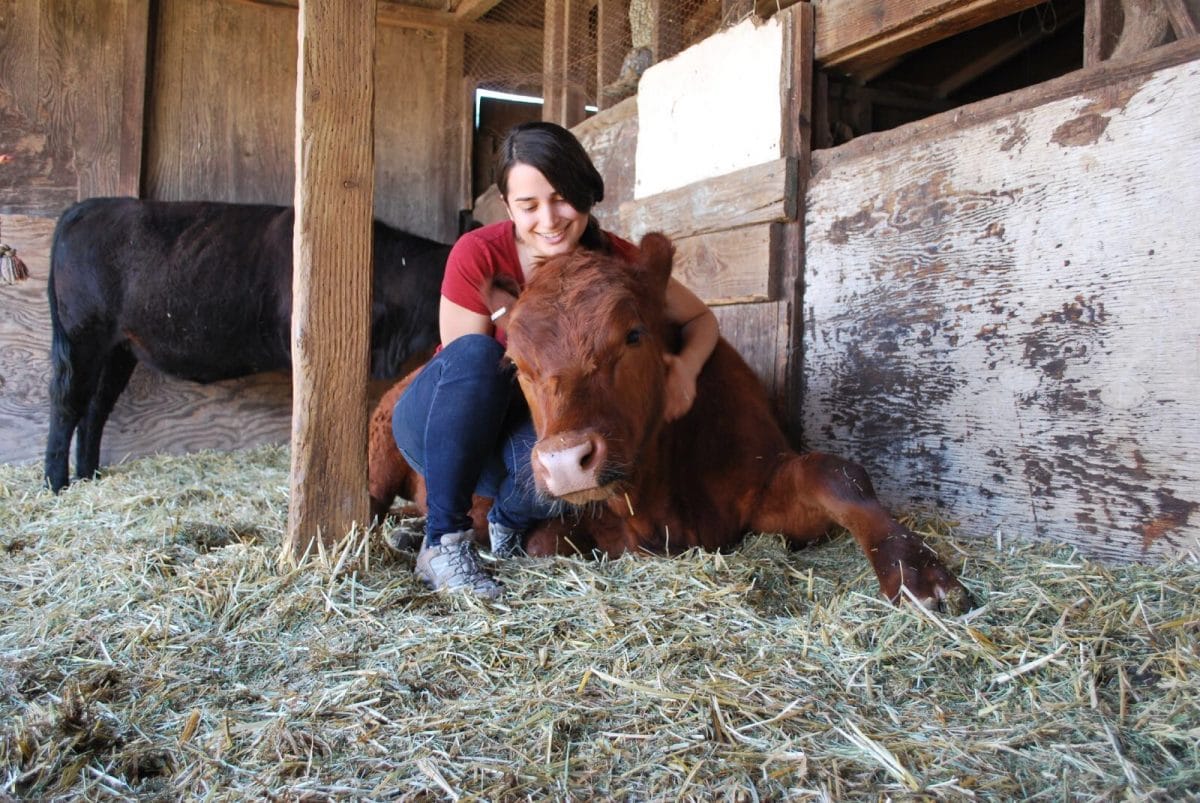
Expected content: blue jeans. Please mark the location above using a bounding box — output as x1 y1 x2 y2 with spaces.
392 334 555 545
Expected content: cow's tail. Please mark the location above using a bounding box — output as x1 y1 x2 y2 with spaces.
46 222 73 411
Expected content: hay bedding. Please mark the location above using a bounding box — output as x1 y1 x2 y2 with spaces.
0 446 1197 801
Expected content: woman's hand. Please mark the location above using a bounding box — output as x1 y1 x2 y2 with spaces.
662 353 698 422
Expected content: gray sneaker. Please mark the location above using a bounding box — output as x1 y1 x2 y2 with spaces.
488 520 524 558
415 530 504 599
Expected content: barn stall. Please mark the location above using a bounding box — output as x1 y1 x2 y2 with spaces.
2 0 1199 798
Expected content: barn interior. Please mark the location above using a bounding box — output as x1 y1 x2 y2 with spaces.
1 0 1198 563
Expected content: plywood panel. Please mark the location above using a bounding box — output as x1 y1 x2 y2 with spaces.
804 57 1200 562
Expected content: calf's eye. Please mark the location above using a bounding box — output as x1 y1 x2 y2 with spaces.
626 327 644 346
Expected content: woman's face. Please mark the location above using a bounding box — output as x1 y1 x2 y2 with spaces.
504 163 589 259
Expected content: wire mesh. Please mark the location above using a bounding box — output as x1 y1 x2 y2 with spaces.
466 0 756 106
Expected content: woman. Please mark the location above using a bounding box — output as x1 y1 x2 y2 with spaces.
393 121 718 598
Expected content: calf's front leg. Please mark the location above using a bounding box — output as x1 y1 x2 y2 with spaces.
753 452 973 613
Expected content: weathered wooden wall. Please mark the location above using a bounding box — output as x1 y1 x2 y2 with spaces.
146 0 464 242
571 92 788 403
0 0 147 214
1 0 465 469
803 40 1200 562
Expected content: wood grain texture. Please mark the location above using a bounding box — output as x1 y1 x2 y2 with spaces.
145 0 296 205
813 0 1046 74
803 57 1200 562
288 0 376 552
1 0 141 214
713 301 787 413
145 0 457 240
572 95 639 237
618 157 796 241
0 214 294 468
672 224 776 306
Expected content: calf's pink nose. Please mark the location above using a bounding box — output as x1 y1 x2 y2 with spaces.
534 432 605 497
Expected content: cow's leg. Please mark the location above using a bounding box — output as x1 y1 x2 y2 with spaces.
752 452 972 612
45 333 104 492
74 346 137 481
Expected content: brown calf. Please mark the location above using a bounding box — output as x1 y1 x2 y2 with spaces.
369 233 972 611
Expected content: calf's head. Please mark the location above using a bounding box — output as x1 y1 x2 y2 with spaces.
499 233 674 505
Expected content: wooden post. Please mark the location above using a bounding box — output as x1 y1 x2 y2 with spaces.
1085 0 1124 65
543 0 588 127
596 0 630 109
443 27 471 240
286 0 376 561
776 2 813 442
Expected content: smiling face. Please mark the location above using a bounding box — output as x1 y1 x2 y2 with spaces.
503 163 591 260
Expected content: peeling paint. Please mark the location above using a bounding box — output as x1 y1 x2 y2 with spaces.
1141 490 1198 549
1051 113 1110 147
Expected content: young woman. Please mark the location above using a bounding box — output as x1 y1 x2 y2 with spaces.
392 121 719 598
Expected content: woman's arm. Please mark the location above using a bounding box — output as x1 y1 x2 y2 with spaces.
439 295 492 346
662 277 719 421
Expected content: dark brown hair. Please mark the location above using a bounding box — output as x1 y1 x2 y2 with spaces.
496 121 610 252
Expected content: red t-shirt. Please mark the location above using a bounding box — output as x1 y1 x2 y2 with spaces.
441 220 640 344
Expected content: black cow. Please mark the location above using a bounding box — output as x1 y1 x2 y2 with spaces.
44 197 448 492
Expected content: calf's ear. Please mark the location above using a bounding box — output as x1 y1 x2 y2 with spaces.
636 232 674 300
480 275 520 326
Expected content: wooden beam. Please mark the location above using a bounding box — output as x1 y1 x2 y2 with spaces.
596 0 630 110
1084 0 1122 66
543 0 588 127
618 157 797 240
453 0 504 22
934 5 1084 97
287 0 376 560
777 2 813 437
1164 0 1200 38
813 0 1046 75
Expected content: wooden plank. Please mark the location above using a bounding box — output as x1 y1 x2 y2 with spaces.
118 0 150 197
713 301 787 405
146 0 295 204
672 224 777 306
776 2 812 437
813 0 1046 75
373 24 459 240
813 36 1200 175
453 0 503 22
803 56 1200 562
2 0 140 214
571 95 639 235
287 0 376 556
619 157 797 241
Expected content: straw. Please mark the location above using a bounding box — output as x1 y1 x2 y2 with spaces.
1 444 1197 799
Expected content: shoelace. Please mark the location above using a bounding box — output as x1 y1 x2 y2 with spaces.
442 542 497 591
